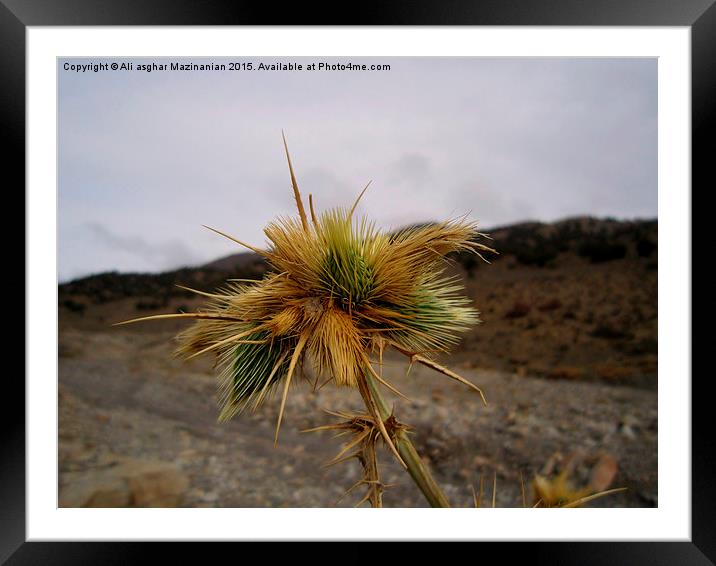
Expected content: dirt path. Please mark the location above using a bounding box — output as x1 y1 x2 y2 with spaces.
59 326 657 508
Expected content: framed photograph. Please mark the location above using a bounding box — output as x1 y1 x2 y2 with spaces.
8 0 710 562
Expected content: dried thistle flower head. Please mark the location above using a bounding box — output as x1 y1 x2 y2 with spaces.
124 135 494 441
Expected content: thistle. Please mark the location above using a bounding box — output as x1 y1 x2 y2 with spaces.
532 452 626 508
119 134 495 507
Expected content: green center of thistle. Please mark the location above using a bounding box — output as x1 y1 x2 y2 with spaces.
322 245 375 307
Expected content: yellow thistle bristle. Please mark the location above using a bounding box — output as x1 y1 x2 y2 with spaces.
532 473 592 508
268 305 304 336
308 304 363 387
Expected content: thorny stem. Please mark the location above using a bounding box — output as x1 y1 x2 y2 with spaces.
360 433 384 508
359 366 451 508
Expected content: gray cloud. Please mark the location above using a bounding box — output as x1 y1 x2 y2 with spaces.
451 180 536 228
58 223 201 281
85 223 200 269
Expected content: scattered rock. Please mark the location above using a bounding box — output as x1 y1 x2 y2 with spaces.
590 454 618 491
60 458 189 508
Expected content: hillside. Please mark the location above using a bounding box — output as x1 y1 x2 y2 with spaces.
60 216 657 389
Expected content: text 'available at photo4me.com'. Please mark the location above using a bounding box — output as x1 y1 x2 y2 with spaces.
62 60 393 74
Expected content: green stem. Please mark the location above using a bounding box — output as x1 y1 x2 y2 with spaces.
360 367 451 508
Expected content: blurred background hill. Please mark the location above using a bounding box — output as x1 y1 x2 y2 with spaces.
60 216 657 389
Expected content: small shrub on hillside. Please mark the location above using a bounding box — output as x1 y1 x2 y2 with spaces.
505 301 531 319
636 239 656 258
62 299 86 315
577 239 627 263
538 298 562 312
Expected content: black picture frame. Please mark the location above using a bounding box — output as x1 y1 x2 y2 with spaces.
6 1 711 562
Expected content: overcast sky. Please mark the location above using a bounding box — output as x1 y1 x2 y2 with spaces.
58 57 656 282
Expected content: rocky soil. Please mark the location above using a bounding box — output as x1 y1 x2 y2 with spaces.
59 308 657 508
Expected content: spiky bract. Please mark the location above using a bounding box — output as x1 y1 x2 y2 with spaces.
303 410 404 507
177 202 492 421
